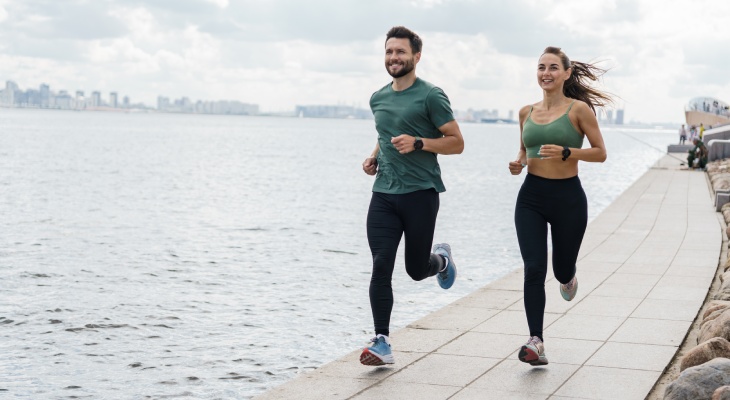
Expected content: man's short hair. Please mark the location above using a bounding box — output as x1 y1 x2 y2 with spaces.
385 26 422 54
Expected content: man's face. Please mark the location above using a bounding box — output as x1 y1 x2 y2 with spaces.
384 37 420 78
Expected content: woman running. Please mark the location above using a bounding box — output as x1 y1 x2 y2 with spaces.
508 46 612 366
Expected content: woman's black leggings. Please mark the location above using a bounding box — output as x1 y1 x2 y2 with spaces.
515 173 587 341
367 189 443 337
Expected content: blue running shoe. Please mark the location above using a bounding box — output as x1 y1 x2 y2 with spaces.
433 243 456 289
360 335 394 366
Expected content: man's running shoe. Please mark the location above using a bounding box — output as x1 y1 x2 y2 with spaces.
518 336 548 366
360 334 394 366
433 243 456 289
560 275 578 301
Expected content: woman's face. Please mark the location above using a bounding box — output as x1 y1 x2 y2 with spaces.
537 53 571 91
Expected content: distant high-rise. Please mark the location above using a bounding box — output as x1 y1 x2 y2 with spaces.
4 80 19 105
123 96 130 108
40 84 50 108
157 96 169 110
91 91 101 107
606 110 614 124
615 109 625 125
109 92 118 108
75 91 85 109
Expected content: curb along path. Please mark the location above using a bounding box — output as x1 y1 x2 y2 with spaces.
255 155 722 400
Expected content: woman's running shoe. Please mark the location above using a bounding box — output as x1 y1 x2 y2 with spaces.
518 336 548 366
560 276 578 301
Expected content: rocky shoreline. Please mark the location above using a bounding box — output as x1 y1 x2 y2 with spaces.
648 160 730 400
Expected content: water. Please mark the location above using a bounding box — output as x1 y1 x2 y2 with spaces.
0 109 675 399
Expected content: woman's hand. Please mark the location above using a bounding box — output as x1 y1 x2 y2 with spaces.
537 144 564 159
508 159 525 175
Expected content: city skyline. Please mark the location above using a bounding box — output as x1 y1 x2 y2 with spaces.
1 77 631 125
1 1 728 124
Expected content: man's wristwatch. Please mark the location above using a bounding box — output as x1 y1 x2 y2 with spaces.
561 146 571 161
414 137 424 151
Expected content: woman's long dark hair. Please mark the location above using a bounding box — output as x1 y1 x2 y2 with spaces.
542 46 614 114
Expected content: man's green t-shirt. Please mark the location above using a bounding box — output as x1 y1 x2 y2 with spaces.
370 78 454 194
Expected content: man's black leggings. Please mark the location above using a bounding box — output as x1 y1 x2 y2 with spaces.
367 189 443 337
515 173 587 341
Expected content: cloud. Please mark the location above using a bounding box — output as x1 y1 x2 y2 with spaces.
1 0 729 122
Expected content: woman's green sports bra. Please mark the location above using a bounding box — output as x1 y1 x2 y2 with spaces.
522 101 584 158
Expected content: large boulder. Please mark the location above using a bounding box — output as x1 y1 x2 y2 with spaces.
699 309 730 343
680 338 730 371
664 358 730 400
713 386 730 400
704 303 730 321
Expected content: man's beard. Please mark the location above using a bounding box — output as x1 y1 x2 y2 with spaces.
386 59 415 78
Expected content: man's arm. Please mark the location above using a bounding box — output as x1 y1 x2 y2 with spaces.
390 120 464 155
362 142 380 175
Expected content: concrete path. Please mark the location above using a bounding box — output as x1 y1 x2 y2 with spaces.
255 155 722 400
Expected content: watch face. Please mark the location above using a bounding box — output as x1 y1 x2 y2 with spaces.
415 139 424 150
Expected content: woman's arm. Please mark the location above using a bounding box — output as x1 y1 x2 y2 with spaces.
571 101 607 162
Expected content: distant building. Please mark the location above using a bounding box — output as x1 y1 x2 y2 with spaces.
91 91 101 107
109 92 118 108
123 96 130 108
2 80 19 105
40 84 50 108
75 91 85 109
157 96 169 110
606 110 614 124
295 104 370 119
615 109 624 125
54 90 73 109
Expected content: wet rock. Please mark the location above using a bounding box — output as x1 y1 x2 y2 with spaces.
713 386 730 400
680 338 730 371
664 358 730 400
699 309 730 344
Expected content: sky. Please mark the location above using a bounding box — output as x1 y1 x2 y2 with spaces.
1 0 728 124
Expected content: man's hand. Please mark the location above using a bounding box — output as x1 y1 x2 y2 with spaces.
362 157 378 175
391 134 417 154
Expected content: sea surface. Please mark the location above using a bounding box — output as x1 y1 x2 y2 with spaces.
0 109 676 399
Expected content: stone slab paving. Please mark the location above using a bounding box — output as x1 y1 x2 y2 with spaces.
255 155 722 400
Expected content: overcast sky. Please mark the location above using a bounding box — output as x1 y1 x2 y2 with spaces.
1 0 728 123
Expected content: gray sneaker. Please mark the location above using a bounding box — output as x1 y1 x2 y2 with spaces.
560 276 578 301
518 336 548 366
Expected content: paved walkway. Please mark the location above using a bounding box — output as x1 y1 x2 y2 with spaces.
255 155 722 400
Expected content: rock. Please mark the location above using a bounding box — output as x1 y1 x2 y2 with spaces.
712 176 730 191
716 292 730 301
699 309 730 343
680 338 730 371
716 278 730 300
713 386 730 400
720 274 730 297
703 307 730 329
664 358 730 400
705 303 730 321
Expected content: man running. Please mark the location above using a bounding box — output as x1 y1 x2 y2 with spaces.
360 26 465 366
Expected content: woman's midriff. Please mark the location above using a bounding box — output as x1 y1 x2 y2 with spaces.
525 157 579 179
